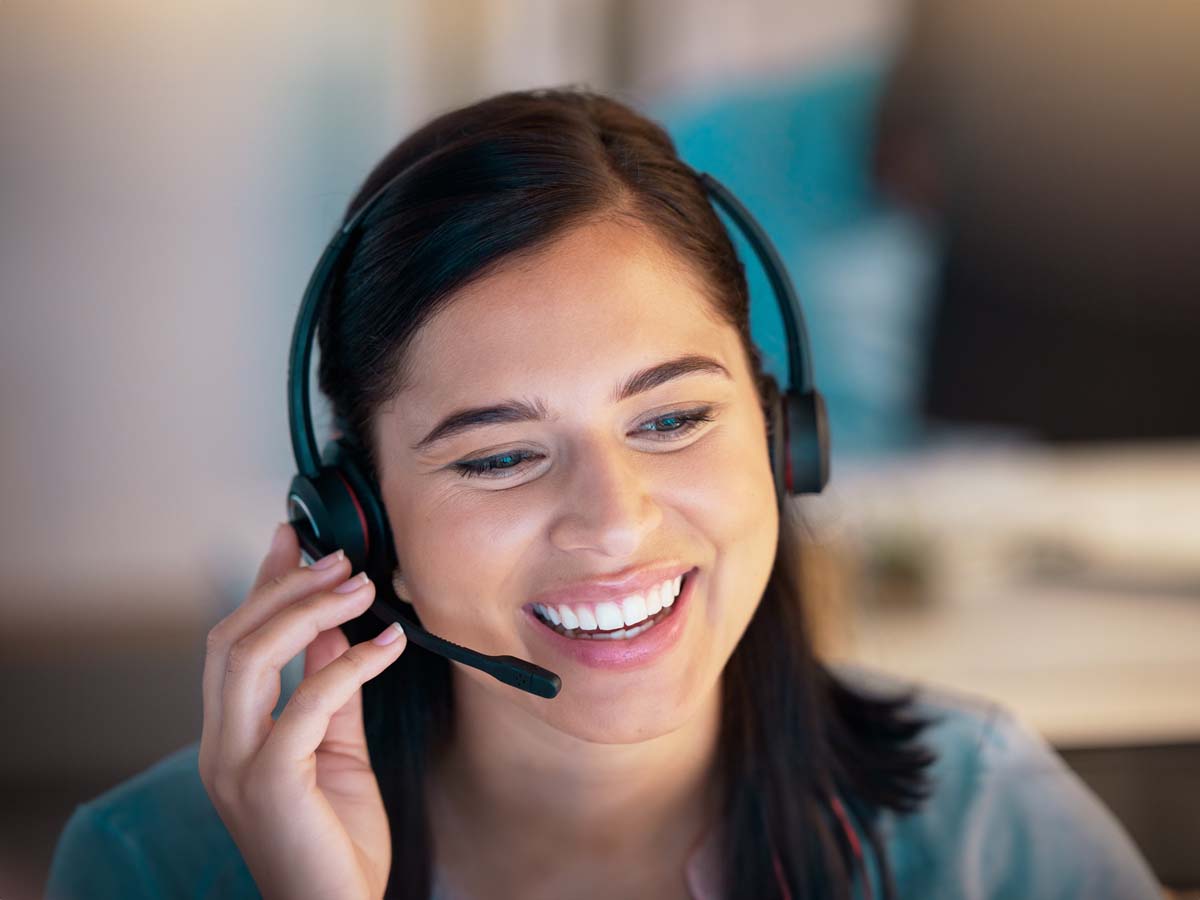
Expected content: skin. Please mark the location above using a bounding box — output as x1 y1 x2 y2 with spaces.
371 215 781 899
201 538 406 900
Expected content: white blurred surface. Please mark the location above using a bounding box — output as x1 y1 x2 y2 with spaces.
0 2 425 623
811 437 1200 746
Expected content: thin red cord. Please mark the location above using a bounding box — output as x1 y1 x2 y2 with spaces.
829 794 863 861
770 795 865 900
771 845 794 900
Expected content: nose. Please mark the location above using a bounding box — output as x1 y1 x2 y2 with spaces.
548 434 663 558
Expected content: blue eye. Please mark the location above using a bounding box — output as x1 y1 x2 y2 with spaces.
451 406 717 480
638 406 718 437
453 449 537 479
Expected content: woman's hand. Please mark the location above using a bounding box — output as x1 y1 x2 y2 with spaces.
199 522 408 900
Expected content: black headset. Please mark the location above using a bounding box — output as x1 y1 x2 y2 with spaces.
285 169 829 702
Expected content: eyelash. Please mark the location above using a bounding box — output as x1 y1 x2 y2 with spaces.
451 406 717 480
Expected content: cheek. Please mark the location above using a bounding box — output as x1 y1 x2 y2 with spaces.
681 412 777 530
685 416 780 626
387 488 542 632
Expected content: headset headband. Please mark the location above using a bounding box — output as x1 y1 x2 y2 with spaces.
288 168 819 481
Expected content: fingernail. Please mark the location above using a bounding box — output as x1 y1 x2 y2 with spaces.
270 522 289 551
334 571 370 594
311 549 345 570
372 622 405 646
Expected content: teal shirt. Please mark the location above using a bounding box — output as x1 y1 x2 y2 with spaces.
45 663 1162 899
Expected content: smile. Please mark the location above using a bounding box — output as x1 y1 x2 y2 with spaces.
530 571 691 641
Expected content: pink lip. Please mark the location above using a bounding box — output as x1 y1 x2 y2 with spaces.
522 567 699 672
527 561 692 609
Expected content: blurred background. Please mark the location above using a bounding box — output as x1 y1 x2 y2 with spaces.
2 1 1197 897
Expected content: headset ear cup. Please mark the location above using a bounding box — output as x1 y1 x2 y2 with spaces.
286 466 369 569
321 438 395 577
783 389 830 495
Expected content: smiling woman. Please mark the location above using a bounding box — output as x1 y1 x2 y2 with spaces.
47 85 1163 900
308 86 937 900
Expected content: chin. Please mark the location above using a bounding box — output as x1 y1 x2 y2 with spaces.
549 692 702 745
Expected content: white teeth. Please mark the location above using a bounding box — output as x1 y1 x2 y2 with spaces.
663 578 676 608
535 573 690 634
645 585 663 616
587 618 659 640
594 601 624 630
621 593 648 626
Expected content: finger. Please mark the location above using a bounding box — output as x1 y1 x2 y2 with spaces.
303 625 351 680
202 525 349 772
202 521 294 780
259 619 407 770
217 573 378 770
232 547 350 643
201 535 350 724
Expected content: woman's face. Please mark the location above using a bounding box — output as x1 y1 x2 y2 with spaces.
372 217 779 743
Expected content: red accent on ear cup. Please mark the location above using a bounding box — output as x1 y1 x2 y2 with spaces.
331 467 370 558
286 468 369 570
318 437 396 575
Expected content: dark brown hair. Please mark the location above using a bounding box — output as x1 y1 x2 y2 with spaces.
317 85 937 900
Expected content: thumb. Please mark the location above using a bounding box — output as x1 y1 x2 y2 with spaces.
252 521 301 592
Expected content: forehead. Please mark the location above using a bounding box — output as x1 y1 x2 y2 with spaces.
397 219 737 406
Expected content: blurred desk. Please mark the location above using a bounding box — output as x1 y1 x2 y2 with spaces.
810 436 1200 748
839 581 1200 748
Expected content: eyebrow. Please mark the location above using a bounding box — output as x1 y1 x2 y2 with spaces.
410 353 732 453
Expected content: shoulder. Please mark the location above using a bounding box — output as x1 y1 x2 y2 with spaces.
46 741 259 900
828 662 1163 900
